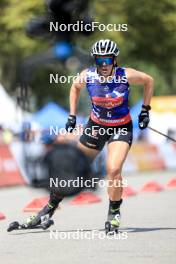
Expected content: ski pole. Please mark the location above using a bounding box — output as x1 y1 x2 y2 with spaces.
148 126 176 142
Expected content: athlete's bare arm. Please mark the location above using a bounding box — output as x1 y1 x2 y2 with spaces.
69 69 88 115
126 68 154 106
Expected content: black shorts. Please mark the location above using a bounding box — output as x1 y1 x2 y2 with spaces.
79 118 133 151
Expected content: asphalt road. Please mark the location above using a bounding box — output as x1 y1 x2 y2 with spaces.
0 170 176 264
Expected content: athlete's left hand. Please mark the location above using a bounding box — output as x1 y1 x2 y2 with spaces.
138 110 150 130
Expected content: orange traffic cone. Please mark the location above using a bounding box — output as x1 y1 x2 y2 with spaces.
69 192 101 205
122 186 137 198
140 181 163 193
23 197 49 212
0 212 6 220
166 178 176 189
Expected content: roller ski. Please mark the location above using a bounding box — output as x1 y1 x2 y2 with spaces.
7 204 56 232
7 192 62 232
105 199 122 235
7 218 54 232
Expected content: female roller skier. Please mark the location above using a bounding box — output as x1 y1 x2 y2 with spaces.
21 39 153 233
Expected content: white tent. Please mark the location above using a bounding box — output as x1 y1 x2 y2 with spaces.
0 84 31 131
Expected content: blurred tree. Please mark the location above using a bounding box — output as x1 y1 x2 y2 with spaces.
123 0 176 89
0 0 47 93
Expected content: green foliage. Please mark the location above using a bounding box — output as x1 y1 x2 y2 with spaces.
0 0 48 93
0 0 46 56
30 65 70 109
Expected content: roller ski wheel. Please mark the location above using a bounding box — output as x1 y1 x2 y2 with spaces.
105 221 119 235
7 221 20 232
7 218 54 232
41 219 54 230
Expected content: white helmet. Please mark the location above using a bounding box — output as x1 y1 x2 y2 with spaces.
91 39 119 57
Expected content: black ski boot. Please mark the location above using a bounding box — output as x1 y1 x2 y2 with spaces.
26 192 63 227
105 199 122 235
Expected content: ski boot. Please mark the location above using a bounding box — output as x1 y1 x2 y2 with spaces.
26 203 56 228
26 192 63 228
105 199 122 235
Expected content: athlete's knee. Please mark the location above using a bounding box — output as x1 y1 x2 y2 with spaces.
108 166 122 181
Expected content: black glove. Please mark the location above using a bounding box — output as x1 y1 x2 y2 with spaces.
65 115 76 132
138 110 150 130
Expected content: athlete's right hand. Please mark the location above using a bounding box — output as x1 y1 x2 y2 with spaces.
65 115 76 132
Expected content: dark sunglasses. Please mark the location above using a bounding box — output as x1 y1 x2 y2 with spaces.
95 57 114 66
